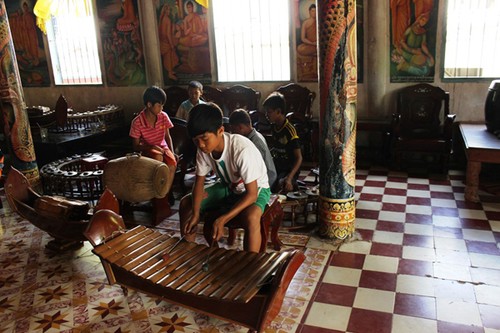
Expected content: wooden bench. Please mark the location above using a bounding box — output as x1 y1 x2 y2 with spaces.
205 194 283 252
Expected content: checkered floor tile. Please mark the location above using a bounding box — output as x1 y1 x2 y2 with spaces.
1 166 500 332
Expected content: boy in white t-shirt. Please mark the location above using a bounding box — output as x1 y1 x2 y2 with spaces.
179 103 271 252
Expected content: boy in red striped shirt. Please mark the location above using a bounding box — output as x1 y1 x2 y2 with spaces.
130 86 177 203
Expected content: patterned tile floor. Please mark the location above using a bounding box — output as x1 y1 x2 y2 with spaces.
1 166 500 332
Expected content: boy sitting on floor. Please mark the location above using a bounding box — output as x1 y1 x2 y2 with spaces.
179 103 270 252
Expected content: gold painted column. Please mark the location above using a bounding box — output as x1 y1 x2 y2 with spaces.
317 0 357 239
0 1 40 186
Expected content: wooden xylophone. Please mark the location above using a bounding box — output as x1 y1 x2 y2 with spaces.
85 209 305 333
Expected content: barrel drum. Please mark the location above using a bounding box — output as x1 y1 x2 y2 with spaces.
103 154 169 202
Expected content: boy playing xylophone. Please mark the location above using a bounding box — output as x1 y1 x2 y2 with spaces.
179 103 271 253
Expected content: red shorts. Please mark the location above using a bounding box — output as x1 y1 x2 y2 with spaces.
144 148 177 167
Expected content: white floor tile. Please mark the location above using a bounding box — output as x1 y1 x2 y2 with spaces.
355 218 377 230
432 215 462 228
434 237 467 251
459 209 488 220
474 285 500 306
462 229 496 242
392 314 437 333
382 195 407 204
396 275 435 297
470 253 500 270
433 262 472 282
322 266 361 287
404 223 434 236
304 302 352 331
353 287 395 313
430 198 457 208
373 230 404 245
435 248 472 266
362 255 399 274
339 240 372 254
436 298 482 326
407 190 431 198
378 211 406 223
402 246 436 262
405 205 432 215
386 181 408 189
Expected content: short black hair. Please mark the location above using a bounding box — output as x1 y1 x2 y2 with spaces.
187 102 223 138
309 4 316 10
188 80 203 91
143 86 166 106
263 92 286 114
228 109 251 126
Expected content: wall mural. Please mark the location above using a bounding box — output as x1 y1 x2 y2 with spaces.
97 0 146 86
156 0 212 86
390 0 438 82
295 0 318 82
296 0 363 83
5 0 50 87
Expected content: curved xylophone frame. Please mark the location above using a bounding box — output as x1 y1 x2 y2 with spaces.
85 209 305 333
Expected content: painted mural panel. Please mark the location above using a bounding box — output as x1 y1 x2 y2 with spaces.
390 0 438 82
5 0 50 87
295 0 363 83
97 0 146 86
295 0 318 82
156 0 211 85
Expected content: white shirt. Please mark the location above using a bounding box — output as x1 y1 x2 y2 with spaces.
196 132 269 194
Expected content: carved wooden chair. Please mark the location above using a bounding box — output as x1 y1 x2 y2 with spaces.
202 86 225 110
221 84 261 116
390 83 456 173
276 83 316 161
170 117 196 196
164 86 189 118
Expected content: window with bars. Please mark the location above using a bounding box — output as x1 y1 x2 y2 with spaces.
443 0 500 79
212 0 291 82
45 0 102 85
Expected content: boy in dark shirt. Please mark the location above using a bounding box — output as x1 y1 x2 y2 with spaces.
264 92 303 193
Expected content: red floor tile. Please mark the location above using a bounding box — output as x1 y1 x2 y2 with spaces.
383 188 407 196
359 193 383 202
347 308 393 333
465 240 500 255
381 203 406 212
299 324 345 333
405 213 433 225
370 243 403 258
356 209 380 219
359 270 397 291
485 211 500 220
403 234 434 248
329 252 366 269
461 218 493 230
364 180 387 188
456 200 483 210
406 197 432 206
394 293 436 319
432 207 459 217
314 283 357 307
430 191 455 199
376 220 405 233
408 183 430 191
397 259 433 276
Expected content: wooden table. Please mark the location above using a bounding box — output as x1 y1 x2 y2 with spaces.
459 123 500 202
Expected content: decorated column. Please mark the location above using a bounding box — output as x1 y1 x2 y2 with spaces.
317 0 357 239
0 1 40 186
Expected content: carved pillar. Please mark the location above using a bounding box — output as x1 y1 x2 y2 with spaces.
0 1 40 186
317 0 357 239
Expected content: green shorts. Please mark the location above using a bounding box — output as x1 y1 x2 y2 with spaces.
197 181 271 213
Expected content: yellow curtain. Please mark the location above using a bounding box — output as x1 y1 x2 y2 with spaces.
33 0 92 34
195 0 208 8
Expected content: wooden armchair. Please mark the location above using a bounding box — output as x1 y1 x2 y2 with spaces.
170 117 196 196
164 86 189 118
390 83 456 173
221 84 261 116
202 86 225 110
276 83 316 161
